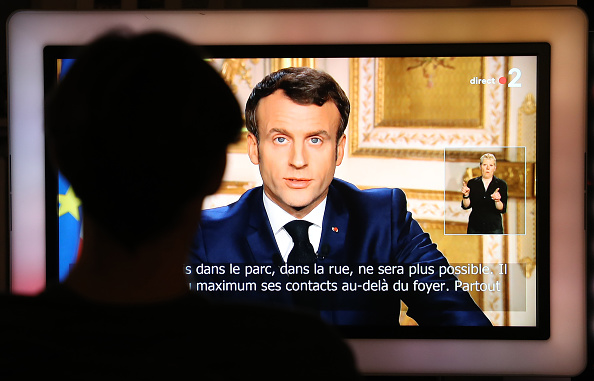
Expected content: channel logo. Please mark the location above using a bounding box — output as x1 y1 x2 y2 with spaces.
469 68 522 88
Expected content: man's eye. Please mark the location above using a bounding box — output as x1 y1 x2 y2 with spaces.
275 137 287 143
311 137 321 144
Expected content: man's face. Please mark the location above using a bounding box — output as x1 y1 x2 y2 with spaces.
247 90 345 218
480 158 496 180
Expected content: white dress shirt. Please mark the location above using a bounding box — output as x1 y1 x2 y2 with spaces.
262 192 326 263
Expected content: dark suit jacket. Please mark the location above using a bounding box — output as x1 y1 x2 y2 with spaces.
190 178 491 328
462 176 508 234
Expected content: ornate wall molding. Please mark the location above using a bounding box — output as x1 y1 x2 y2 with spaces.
350 57 508 160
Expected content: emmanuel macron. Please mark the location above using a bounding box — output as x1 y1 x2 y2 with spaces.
190 67 491 328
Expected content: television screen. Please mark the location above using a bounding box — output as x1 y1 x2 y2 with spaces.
44 43 549 341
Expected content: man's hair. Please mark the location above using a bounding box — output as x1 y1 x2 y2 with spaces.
245 67 350 143
480 153 497 165
45 31 243 247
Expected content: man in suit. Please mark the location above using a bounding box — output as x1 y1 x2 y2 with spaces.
461 153 508 234
190 67 491 328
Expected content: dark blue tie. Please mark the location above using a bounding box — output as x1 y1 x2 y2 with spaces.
284 220 319 310
285 220 317 265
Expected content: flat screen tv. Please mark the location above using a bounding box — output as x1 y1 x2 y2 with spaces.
7 8 587 376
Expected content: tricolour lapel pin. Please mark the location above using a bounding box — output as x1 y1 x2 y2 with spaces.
332 226 339 233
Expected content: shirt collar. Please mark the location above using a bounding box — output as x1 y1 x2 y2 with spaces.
263 191 326 235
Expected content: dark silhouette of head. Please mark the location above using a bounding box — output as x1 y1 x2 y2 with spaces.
45 31 243 248
245 66 350 144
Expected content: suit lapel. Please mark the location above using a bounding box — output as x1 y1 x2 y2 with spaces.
245 187 282 264
319 182 349 263
244 187 294 305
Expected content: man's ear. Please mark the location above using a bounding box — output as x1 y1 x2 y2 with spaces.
247 132 260 165
336 134 346 166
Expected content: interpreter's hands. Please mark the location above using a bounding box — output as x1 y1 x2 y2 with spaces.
491 188 501 202
462 182 470 198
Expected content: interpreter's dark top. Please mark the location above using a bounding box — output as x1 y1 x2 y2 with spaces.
462 176 508 234
1 285 360 380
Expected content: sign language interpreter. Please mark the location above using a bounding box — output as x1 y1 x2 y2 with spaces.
461 153 508 234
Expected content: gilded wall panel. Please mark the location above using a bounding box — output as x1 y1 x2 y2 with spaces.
350 57 508 159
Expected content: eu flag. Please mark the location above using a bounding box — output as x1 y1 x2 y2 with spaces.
57 58 81 281
58 172 82 281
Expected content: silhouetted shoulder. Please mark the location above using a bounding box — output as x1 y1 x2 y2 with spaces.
0 287 360 379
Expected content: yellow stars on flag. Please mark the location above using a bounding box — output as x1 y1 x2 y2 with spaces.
58 186 81 221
